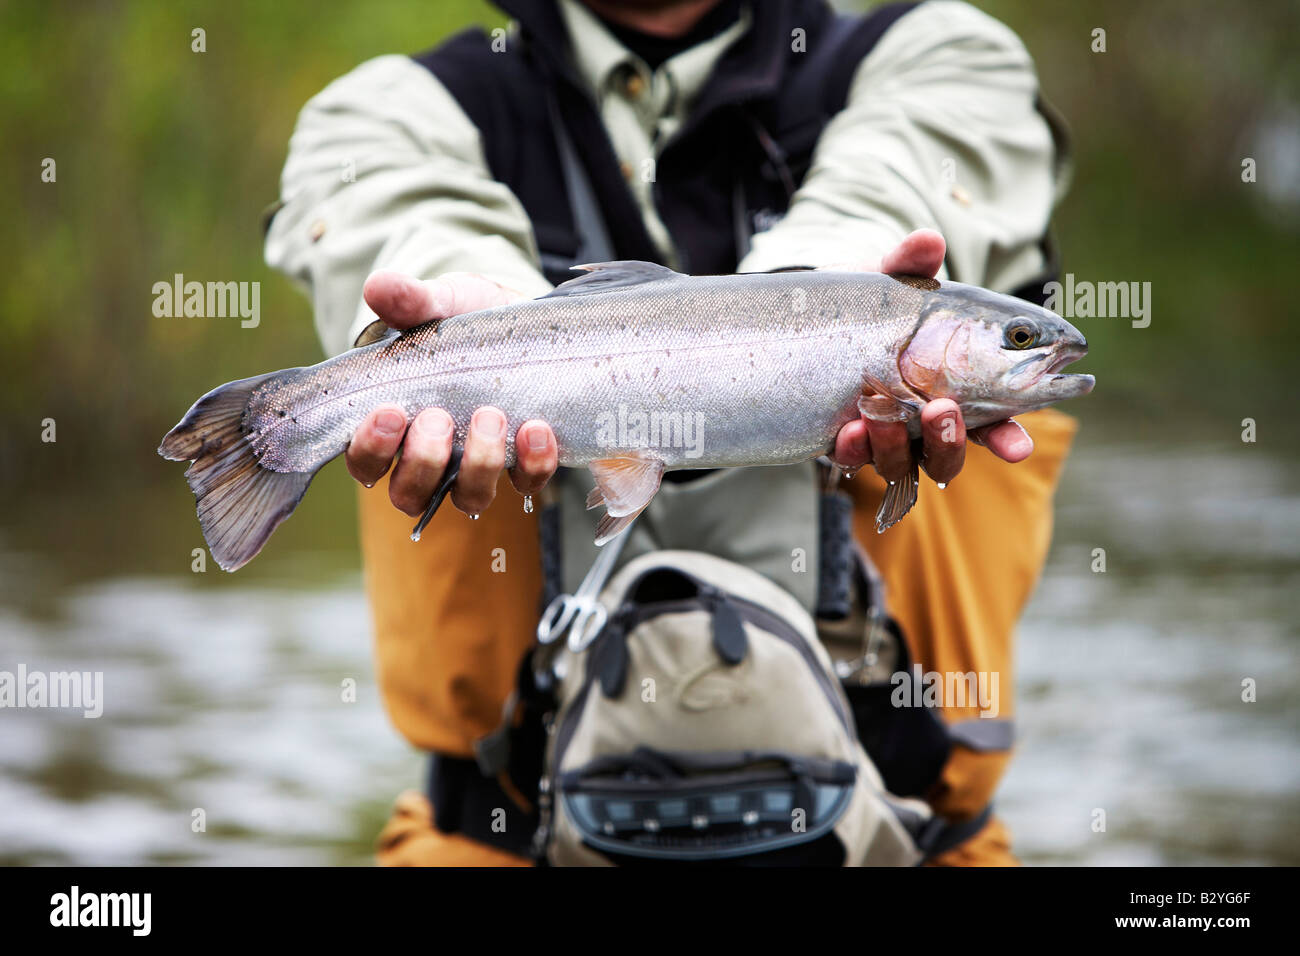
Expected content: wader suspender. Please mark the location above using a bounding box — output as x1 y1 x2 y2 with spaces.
544 92 616 274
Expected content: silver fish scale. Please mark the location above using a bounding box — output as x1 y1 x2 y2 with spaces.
244 271 925 474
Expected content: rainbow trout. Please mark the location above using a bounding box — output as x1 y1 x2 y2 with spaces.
160 261 1093 570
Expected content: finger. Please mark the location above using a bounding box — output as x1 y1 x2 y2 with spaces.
362 271 523 331
361 271 439 329
919 399 966 484
387 409 454 516
971 419 1034 463
425 273 524 319
865 419 912 482
878 228 946 278
510 420 558 496
831 418 873 469
346 405 408 486
450 406 507 515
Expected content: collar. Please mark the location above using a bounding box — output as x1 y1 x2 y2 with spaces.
495 0 810 118
556 0 750 111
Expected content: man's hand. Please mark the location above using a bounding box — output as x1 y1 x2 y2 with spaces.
345 271 558 516
829 229 1034 484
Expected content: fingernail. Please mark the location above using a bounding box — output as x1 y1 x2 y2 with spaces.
415 410 452 438
375 410 405 436
525 424 550 451
473 409 505 438
1008 420 1033 455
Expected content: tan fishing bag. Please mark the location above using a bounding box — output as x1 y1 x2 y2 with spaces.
539 550 933 866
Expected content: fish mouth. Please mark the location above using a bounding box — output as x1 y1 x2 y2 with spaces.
1046 346 1087 375
1035 346 1094 399
1007 345 1093 402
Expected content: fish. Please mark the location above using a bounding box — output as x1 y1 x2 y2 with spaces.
159 261 1094 570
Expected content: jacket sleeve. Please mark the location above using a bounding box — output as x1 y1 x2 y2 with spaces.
736 0 1064 292
263 54 553 357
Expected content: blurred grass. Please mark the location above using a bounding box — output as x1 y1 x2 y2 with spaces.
0 0 1297 577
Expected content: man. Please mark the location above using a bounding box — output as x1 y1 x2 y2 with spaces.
265 0 1077 865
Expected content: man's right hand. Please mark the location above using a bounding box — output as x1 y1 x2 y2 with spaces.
345 270 559 517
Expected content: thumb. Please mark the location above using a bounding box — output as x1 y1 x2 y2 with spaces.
361 271 525 330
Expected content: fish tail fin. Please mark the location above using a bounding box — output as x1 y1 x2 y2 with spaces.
159 372 314 571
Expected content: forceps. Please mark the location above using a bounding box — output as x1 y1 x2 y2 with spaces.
536 528 630 652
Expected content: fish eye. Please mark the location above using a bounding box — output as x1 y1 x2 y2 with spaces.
1006 323 1038 350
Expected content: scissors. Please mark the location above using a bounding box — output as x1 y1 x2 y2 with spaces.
537 529 630 652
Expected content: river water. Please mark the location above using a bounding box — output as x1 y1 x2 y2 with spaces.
1 422 1297 865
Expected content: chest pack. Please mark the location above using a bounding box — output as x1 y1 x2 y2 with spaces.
538 549 929 865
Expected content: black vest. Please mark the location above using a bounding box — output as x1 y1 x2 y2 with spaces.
414 0 937 285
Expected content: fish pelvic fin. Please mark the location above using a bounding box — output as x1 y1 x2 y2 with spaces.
586 452 665 545
875 458 919 533
158 371 314 571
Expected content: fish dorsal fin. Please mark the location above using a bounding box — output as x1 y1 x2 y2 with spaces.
585 452 665 545
543 260 682 298
351 318 399 349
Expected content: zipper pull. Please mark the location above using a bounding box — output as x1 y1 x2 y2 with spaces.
594 603 634 698
706 587 748 665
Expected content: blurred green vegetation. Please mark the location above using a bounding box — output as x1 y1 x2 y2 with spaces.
1 0 1297 576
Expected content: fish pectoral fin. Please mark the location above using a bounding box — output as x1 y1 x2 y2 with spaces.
587 453 665 544
858 373 918 423
543 260 682 299
351 318 400 349
875 459 920 533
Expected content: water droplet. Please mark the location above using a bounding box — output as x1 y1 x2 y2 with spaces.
937 482 947 490
409 531 422 543
363 482 374 489
468 513 480 521
523 495 534 514
842 469 856 481
888 480 896 486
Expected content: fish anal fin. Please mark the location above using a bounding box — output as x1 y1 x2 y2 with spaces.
594 505 650 546
875 460 920 533
587 453 665 542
